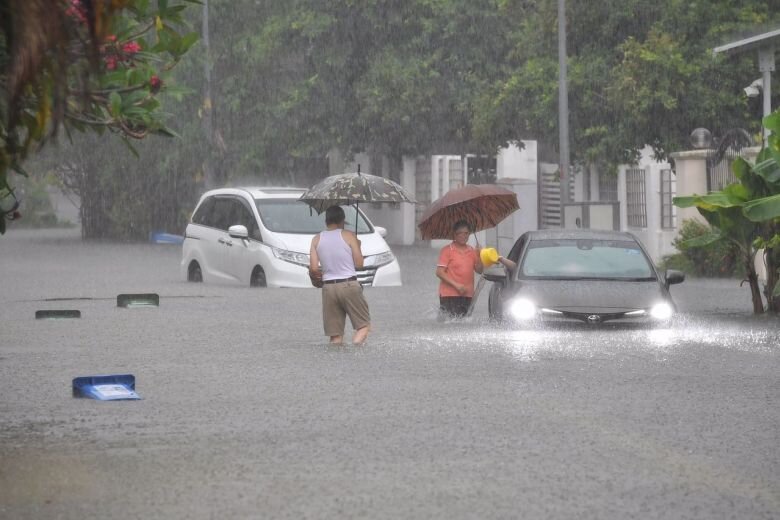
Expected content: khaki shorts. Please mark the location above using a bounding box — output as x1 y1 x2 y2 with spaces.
322 280 370 336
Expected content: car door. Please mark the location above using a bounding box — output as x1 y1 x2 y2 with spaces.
188 196 231 282
488 233 527 319
206 196 242 282
223 196 269 285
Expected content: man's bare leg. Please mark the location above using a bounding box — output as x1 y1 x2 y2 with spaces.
352 325 370 344
329 335 343 344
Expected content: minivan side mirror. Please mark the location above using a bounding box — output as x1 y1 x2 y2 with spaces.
374 226 388 238
664 269 685 287
228 225 248 239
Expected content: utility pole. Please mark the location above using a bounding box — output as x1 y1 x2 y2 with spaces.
759 47 775 145
202 0 215 189
558 0 571 220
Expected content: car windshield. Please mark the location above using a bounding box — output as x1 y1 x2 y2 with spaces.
254 199 372 234
520 238 655 280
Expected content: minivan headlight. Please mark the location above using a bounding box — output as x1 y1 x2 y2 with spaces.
367 251 395 268
272 247 309 267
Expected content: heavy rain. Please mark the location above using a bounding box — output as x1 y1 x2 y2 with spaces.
1 1 780 519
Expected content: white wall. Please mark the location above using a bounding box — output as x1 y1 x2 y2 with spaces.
618 147 677 263
496 141 538 181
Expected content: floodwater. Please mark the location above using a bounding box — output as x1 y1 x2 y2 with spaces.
1 228 778 519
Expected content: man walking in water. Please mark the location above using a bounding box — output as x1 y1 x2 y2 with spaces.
309 205 371 344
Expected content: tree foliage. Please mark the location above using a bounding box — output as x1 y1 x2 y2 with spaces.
6 0 780 241
0 0 198 233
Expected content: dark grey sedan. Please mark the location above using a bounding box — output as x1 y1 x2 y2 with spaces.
485 230 685 325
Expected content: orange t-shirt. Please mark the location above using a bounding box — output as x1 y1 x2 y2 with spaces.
437 243 479 297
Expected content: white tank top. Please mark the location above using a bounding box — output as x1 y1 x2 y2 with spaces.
317 229 356 281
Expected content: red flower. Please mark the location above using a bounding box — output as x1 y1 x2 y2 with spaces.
65 0 87 23
122 41 141 54
104 55 118 70
105 34 117 43
149 75 163 93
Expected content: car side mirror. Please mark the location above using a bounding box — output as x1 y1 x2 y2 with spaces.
375 226 388 238
482 265 507 283
228 225 248 239
665 269 685 287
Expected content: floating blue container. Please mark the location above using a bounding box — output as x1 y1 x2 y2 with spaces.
72 374 141 400
149 231 184 245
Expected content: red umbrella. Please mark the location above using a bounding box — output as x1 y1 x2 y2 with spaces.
418 184 519 240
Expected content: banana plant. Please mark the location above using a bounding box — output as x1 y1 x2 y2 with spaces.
674 110 780 313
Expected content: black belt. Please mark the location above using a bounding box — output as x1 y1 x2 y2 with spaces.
323 276 358 284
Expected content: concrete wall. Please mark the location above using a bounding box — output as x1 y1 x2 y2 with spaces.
667 149 709 225
485 178 538 255
617 148 677 263
496 141 538 181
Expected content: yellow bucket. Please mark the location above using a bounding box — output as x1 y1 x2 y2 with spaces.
480 247 500 267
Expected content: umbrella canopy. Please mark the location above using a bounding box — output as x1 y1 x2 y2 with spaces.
418 184 519 240
299 172 416 214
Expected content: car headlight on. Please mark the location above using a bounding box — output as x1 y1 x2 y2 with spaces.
272 247 310 267
366 250 395 268
509 298 537 321
650 302 674 320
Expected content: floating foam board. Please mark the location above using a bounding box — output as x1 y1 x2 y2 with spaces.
72 374 141 400
149 231 184 245
35 309 81 319
117 293 159 308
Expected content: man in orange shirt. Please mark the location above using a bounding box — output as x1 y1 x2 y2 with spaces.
435 220 514 318
436 220 483 318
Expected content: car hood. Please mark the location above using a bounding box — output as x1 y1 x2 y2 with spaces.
267 231 389 256
509 279 670 313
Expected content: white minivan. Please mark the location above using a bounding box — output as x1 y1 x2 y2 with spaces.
180 187 402 287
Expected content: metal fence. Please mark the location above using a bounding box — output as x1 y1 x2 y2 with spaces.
626 168 647 228
598 172 618 201
660 168 676 229
707 149 740 192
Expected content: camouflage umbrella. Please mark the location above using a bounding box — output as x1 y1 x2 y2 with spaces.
299 170 416 229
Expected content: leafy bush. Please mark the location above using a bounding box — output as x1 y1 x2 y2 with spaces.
662 219 739 277
11 175 71 229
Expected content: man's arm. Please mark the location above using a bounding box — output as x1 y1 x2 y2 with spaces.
309 235 320 272
498 256 517 271
436 266 467 295
343 231 364 269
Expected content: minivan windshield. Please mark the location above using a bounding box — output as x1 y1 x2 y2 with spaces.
255 199 372 234
520 239 655 280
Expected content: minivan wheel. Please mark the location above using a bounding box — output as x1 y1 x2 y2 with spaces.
188 261 203 282
250 266 267 287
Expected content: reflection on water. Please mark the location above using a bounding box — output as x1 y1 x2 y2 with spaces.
389 314 779 363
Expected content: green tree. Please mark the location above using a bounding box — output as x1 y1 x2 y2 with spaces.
473 0 778 170
0 0 198 234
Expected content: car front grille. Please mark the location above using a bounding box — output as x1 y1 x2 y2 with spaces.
356 266 378 287
548 310 646 324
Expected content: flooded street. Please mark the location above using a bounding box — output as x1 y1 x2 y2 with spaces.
1 228 779 519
